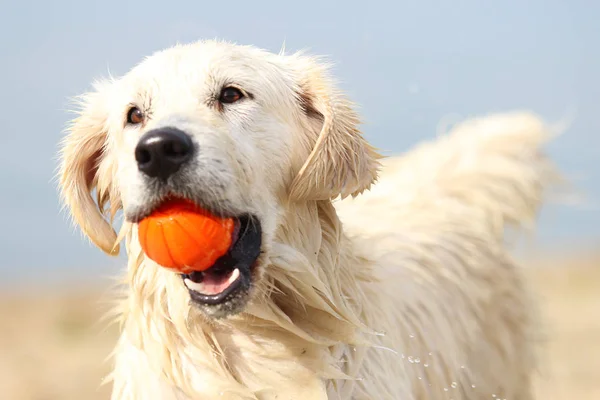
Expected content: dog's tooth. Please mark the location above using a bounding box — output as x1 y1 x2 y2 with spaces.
184 278 206 293
228 268 240 284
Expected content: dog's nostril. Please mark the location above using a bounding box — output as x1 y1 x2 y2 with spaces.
163 140 189 159
135 147 152 165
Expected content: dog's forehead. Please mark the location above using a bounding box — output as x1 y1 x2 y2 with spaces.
126 41 286 86
111 41 304 115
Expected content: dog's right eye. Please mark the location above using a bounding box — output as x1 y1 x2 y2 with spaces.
218 87 244 104
126 107 145 125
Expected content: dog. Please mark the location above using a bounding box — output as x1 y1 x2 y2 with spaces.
57 40 557 399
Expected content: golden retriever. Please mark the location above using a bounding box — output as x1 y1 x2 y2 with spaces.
57 40 557 399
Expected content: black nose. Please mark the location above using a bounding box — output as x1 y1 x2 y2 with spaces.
135 127 194 180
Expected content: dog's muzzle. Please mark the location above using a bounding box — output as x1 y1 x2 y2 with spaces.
131 127 263 316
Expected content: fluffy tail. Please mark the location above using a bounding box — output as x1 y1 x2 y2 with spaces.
335 111 561 240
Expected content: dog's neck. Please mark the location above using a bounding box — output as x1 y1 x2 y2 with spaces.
116 199 379 397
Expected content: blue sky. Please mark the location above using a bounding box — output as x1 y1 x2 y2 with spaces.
1 0 598 284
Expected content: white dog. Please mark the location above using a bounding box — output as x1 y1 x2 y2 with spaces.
58 40 557 399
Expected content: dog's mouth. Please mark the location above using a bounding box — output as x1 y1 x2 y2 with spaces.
182 214 262 307
131 195 262 314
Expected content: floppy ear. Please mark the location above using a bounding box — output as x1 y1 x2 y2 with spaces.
289 57 382 201
58 81 121 255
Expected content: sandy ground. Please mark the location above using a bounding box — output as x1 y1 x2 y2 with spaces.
0 260 598 399
528 258 600 400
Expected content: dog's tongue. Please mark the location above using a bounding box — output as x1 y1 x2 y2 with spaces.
184 268 240 295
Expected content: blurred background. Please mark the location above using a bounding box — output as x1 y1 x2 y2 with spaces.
0 0 598 398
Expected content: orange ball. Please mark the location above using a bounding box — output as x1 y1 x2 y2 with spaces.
138 198 235 273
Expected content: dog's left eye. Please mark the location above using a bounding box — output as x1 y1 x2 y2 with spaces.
127 107 145 125
218 87 244 104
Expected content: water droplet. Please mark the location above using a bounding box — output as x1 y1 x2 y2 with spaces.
451 382 458 389
492 394 497 398
414 357 421 363
443 388 449 392
352 347 357 352
418 376 422 380
375 330 386 337
428 352 433 356
409 334 415 339
408 356 414 363
461 365 466 369
471 384 476 389
423 363 429 368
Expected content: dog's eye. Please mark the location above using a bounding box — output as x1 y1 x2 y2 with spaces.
127 107 145 125
218 87 244 104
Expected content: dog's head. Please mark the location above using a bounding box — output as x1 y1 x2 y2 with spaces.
58 41 380 318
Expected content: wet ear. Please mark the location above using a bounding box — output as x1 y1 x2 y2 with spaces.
289 57 382 201
58 81 121 255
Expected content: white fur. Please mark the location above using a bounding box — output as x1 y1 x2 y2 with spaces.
57 40 558 399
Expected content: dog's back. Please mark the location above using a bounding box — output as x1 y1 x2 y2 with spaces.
332 111 558 399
